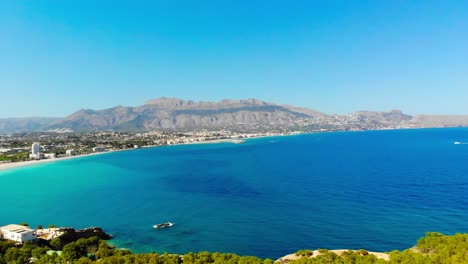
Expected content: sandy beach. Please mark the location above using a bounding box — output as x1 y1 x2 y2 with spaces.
0 137 254 172
0 152 110 172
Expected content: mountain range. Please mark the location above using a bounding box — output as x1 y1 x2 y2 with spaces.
1 97 468 133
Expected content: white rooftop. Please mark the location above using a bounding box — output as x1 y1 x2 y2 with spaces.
0 224 35 233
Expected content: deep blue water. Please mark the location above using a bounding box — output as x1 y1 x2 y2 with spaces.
1 128 468 259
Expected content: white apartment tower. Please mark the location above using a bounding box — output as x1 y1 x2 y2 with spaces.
31 143 41 160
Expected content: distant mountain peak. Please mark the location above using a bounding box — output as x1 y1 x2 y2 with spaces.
42 97 326 132
144 97 267 106
3 98 468 133
145 97 190 105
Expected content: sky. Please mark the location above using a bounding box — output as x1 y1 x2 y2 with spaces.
0 0 467 118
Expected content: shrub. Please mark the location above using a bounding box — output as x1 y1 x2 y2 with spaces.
295 249 314 257
358 249 369 255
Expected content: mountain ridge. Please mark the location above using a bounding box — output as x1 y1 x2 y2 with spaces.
44 98 326 132
1 98 467 133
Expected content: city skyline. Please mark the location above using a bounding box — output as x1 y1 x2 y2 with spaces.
1 1 467 118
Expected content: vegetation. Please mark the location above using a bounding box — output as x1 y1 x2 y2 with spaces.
1 232 468 263
284 232 468 264
295 249 314 257
0 152 29 162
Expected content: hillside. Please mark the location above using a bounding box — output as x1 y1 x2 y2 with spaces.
0 117 60 133
47 97 327 132
0 231 467 263
2 98 468 133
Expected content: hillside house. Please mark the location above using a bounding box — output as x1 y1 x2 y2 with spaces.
0 224 37 243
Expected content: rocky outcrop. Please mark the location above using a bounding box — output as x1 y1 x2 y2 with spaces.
58 227 112 244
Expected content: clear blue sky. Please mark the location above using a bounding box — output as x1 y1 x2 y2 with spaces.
0 0 467 118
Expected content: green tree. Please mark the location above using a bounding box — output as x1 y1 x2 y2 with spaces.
31 247 48 260
96 240 111 259
62 242 83 261
4 247 29 264
0 240 15 255
50 237 63 250
75 257 94 264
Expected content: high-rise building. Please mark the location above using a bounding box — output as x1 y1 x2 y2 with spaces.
30 143 41 160
31 143 40 155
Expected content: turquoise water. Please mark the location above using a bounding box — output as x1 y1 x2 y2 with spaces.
1 128 468 259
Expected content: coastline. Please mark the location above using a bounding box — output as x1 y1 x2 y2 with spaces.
1 127 454 173
0 129 466 260
0 151 108 172
0 134 294 173
8 128 434 173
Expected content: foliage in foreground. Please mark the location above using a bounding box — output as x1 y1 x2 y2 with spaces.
1 232 468 263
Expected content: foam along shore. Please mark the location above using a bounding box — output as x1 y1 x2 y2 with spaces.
0 152 107 172
276 249 390 263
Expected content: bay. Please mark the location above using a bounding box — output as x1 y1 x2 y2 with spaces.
1 128 468 259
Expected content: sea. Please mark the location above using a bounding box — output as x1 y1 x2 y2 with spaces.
1 128 468 259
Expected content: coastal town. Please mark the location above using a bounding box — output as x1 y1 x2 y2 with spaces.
0 130 301 167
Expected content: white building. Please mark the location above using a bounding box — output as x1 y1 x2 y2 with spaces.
29 153 44 159
31 143 40 155
44 153 56 159
0 224 37 243
66 149 77 156
30 143 41 160
92 147 105 152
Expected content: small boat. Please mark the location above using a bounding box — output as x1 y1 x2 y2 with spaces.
153 222 174 229
454 141 462 145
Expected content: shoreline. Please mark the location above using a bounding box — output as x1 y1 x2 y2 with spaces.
0 151 109 172
1 127 440 173
0 134 292 173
